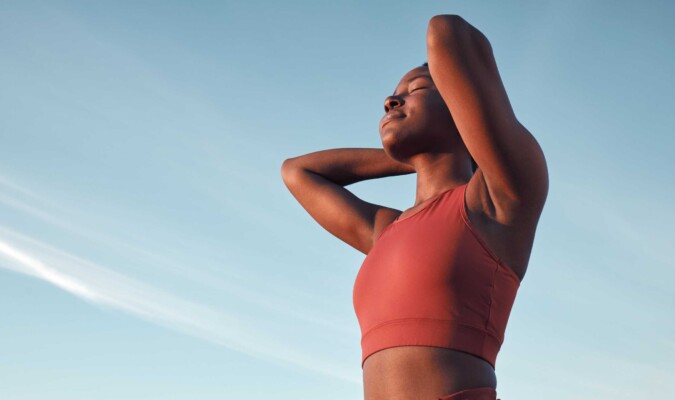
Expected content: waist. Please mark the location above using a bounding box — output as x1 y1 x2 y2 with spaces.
363 346 496 399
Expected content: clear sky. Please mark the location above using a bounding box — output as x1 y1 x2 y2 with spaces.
1 1 673 399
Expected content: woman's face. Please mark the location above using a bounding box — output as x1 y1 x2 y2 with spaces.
379 66 459 159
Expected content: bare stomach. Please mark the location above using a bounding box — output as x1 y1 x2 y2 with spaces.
362 346 497 400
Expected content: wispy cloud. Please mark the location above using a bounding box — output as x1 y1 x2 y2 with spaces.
0 174 359 337
0 228 360 384
0 240 99 300
0 174 360 383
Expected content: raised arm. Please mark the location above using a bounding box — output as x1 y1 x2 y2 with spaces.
281 148 414 254
426 15 548 218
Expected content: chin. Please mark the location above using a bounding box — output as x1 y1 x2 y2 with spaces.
380 129 402 150
382 138 418 162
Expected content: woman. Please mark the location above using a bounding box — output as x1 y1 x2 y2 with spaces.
281 14 548 400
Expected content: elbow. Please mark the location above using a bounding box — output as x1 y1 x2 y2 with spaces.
427 14 467 47
428 14 465 29
281 158 299 183
281 158 311 186
427 15 491 57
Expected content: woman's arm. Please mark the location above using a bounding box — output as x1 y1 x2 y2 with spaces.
282 147 415 186
281 148 413 254
426 15 548 221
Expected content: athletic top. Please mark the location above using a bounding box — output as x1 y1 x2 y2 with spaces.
352 182 521 369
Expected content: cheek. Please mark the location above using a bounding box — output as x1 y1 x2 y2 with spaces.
428 94 454 121
400 92 450 130
414 96 452 124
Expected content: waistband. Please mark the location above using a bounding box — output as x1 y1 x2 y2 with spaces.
361 317 501 369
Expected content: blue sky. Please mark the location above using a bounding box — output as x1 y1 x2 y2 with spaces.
1 1 673 399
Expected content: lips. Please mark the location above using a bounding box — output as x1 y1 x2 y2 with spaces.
381 111 405 128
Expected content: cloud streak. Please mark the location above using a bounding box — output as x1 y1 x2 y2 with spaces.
0 174 359 337
0 228 360 384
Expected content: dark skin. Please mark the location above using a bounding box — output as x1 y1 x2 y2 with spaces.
281 14 548 400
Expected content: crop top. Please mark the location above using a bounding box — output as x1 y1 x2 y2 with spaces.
352 182 521 369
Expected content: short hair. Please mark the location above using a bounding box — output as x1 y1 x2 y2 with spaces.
422 62 428 67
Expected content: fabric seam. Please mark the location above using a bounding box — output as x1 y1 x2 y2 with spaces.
460 184 521 284
483 265 498 339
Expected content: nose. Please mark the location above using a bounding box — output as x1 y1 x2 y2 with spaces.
384 95 403 112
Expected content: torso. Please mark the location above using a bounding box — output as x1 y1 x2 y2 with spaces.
363 347 497 400
363 171 540 400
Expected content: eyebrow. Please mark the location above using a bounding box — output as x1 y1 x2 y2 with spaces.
392 74 433 96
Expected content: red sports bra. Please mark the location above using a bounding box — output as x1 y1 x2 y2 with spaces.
352 182 521 369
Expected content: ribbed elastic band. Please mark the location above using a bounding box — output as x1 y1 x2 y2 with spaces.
361 318 501 369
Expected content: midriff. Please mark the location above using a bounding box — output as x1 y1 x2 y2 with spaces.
362 346 496 400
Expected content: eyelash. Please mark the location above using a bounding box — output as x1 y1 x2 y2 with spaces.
392 86 427 97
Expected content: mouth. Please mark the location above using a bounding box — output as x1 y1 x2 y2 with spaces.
380 111 405 128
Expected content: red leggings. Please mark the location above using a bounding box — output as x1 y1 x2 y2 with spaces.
437 386 498 400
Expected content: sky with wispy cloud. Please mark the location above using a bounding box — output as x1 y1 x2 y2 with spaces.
1 1 673 399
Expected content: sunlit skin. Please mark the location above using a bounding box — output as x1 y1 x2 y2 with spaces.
281 14 548 400
361 16 548 400
378 65 475 202
362 65 501 398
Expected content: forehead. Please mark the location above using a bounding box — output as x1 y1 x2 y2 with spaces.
400 66 430 81
393 66 432 94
